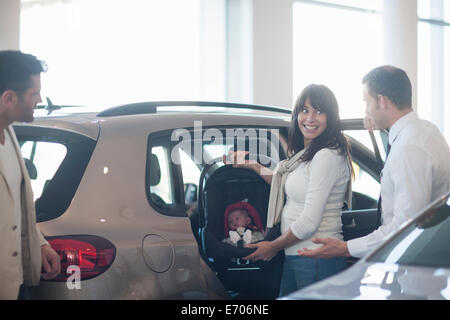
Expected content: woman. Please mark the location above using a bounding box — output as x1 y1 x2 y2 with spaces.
225 84 353 296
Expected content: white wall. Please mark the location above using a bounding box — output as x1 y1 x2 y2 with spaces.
252 0 293 108
226 0 292 108
226 0 254 104
383 0 418 111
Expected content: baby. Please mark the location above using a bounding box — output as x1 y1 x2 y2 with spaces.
223 202 264 248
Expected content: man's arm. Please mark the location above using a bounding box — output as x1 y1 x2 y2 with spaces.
41 244 61 280
298 238 351 258
36 225 61 280
349 145 433 257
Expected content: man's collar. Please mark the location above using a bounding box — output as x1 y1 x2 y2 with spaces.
388 110 417 146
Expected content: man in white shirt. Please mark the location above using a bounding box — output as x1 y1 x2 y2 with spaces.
297 65 450 259
0 50 60 299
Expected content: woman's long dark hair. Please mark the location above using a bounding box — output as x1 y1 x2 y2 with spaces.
287 84 354 177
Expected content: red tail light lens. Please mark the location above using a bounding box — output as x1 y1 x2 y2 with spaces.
45 235 116 281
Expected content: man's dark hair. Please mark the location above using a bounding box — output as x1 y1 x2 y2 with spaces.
362 65 412 110
0 50 47 96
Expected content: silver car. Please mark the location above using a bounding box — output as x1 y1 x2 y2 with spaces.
283 191 450 300
15 101 383 299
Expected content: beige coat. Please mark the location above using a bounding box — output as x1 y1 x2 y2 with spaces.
0 126 47 299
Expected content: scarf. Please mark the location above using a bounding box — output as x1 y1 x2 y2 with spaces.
266 148 352 228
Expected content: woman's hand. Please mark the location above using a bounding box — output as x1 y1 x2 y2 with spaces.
243 241 279 262
223 150 258 170
223 151 273 184
243 229 300 262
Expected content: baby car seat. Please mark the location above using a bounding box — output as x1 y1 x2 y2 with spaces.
198 162 284 299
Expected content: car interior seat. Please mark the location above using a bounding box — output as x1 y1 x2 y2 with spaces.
148 153 166 208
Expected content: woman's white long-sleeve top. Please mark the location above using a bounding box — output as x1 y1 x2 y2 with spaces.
281 148 350 255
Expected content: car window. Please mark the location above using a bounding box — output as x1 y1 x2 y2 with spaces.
352 160 380 203
21 141 67 200
344 130 381 210
173 126 285 169
346 128 390 162
180 148 201 206
346 130 376 156
147 127 286 217
15 125 97 222
149 145 175 205
146 134 185 217
367 195 450 268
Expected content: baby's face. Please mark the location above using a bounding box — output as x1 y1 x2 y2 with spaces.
227 209 251 231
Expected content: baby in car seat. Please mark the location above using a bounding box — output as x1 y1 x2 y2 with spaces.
223 201 265 248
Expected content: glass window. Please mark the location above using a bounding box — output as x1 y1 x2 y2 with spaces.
171 126 283 165
147 126 285 217
180 148 201 188
180 148 201 207
368 195 450 268
149 146 175 206
20 0 226 107
293 1 382 119
307 0 382 11
345 130 376 156
147 133 187 217
21 141 67 200
344 129 381 209
177 126 283 190
15 125 96 222
346 129 389 162
417 0 450 143
418 0 450 23
352 161 379 204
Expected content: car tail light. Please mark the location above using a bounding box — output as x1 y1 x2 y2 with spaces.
44 235 116 281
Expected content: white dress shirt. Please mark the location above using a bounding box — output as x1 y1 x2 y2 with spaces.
281 148 351 255
348 111 450 258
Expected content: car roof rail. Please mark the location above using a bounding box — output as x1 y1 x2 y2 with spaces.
96 101 293 117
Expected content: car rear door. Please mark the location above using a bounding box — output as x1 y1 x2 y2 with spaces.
341 121 387 259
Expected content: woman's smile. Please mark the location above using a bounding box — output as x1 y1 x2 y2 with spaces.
303 124 320 131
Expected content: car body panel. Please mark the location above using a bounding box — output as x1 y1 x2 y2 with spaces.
17 113 101 141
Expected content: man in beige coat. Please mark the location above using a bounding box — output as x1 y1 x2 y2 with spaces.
0 50 60 299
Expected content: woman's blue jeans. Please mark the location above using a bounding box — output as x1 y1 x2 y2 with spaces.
279 255 346 297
